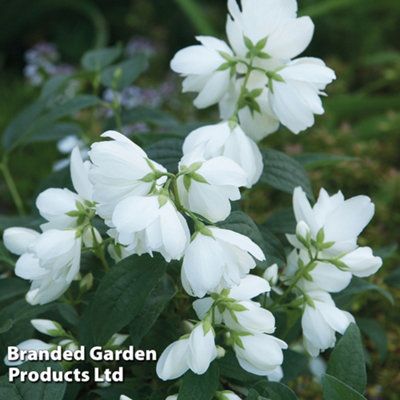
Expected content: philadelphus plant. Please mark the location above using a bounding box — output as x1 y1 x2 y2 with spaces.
0 0 385 397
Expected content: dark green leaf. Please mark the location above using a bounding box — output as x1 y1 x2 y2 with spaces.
121 106 178 127
0 215 41 231
322 374 367 400
375 243 398 260
100 54 148 90
327 323 366 393
40 75 71 100
252 381 298 400
0 362 66 400
144 139 183 173
130 274 176 347
178 361 219 400
263 208 296 234
24 123 82 144
79 253 168 346
2 101 46 151
258 224 287 266
293 153 357 169
333 277 394 307
357 317 387 361
81 47 122 71
91 378 139 399
281 349 308 383
384 266 400 288
218 350 259 384
0 279 28 304
260 149 314 200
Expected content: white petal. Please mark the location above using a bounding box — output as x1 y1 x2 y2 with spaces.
292 187 319 235
3 227 40 255
156 339 189 381
229 275 270 300
70 147 93 201
341 247 382 277
310 262 352 293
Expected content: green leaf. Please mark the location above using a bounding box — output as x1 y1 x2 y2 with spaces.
0 215 41 231
252 381 298 400
260 149 314 200
178 362 219 400
121 106 178 127
281 349 308 383
384 266 400 288
3 95 99 152
218 350 260 384
262 208 296 235
100 54 149 90
91 378 139 399
322 374 367 400
357 317 388 362
326 323 366 394
2 101 46 151
0 279 28 304
144 139 183 173
293 153 358 169
79 253 168 346
0 362 66 400
24 123 82 144
81 46 122 71
130 274 176 347
39 75 71 100
333 277 394 307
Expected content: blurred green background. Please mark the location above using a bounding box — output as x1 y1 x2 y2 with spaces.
0 0 399 398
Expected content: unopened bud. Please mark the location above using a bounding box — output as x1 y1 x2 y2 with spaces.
31 319 66 337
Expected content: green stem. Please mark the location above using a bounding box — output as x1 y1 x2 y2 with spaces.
0 157 25 215
91 226 110 272
272 256 318 307
231 56 255 119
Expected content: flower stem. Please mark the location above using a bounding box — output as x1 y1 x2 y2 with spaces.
0 156 26 215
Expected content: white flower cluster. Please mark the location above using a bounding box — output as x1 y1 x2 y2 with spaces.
283 187 382 356
1 0 384 389
3 149 100 305
171 0 336 139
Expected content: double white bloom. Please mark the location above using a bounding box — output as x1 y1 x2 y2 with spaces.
177 151 247 223
301 290 355 357
183 122 263 187
156 322 217 380
3 148 94 305
181 227 265 298
286 187 382 293
171 0 335 138
111 194 189 262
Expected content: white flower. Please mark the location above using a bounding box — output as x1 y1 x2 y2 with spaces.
156 323 217 380
171 36 233 108
263 263 279 286
268 58 336 134
31 319 65 337
108 334 129 347
111 194 190 262
233 333 287 375
301 290 354 357
36 147 94 230
219 74 279 141
3 227 40 256
120 396 132 400
13 229 81 305
222 300 275 334
177 152 247 223
182 227 265 297
182 122 263 187
4 339 53 367
266 366 284 382
286 187 382 291
226 0 314 65
217 391 242 400
89 130 167 222
165 395 178 400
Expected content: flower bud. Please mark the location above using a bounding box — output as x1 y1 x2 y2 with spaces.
216 391 242 400
296 221 311 246
120 396 132 400
216 345 226 358
165 395 178 400
107 333 129 347
79 272 93 293
31 319 66 337
263 264 279 286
